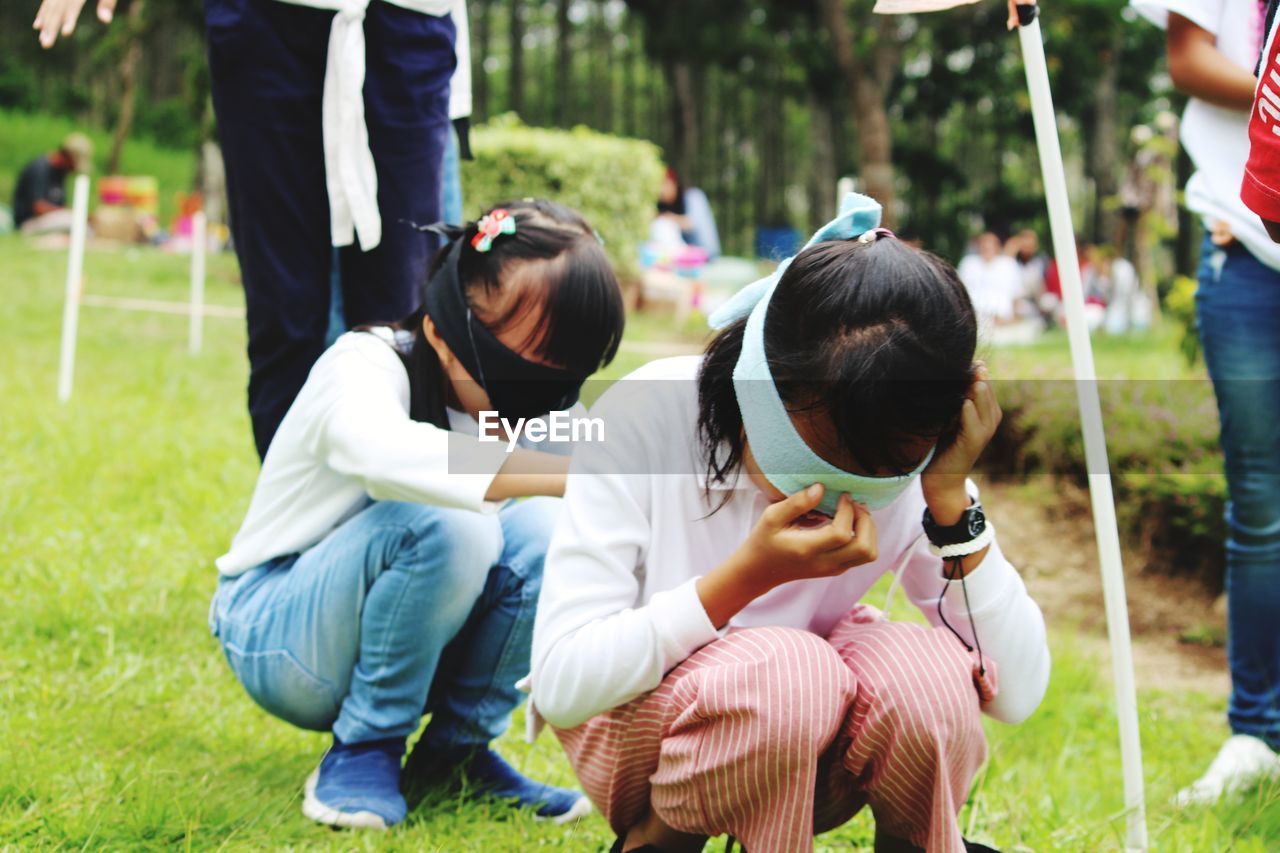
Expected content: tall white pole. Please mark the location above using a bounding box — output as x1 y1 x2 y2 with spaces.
188 211 207 355
57 174 91 403
1016 8 1147 850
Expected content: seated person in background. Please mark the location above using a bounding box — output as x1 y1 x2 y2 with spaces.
656 167 721 258
957 231 1023 327
13 133 92 235
1006 228 1046 299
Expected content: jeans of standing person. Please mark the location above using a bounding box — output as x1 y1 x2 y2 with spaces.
205 0 455 459
441 124 464 227
209 498 558 747
1196 235 1280 750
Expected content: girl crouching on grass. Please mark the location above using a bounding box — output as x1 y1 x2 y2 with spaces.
531 195 1050 852
210 200 623 830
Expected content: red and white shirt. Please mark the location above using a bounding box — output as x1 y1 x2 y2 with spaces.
1243 0 1280 222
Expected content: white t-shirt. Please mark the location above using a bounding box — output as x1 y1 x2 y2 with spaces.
531 356 1051 730
216 329 514 576
1132 0 1280 269
957 253 1023 321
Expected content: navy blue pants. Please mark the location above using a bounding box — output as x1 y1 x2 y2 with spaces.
205 0 454 458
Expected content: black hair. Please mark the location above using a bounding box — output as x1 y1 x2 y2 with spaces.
657 168 686 216
697 236 977 493
396 199 625 427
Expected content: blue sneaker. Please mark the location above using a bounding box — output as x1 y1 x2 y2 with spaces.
406 745 591 824
301 737 408 830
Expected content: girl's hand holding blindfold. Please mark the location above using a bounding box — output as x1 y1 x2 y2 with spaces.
697 486 877 629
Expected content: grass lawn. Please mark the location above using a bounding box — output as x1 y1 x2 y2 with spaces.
0 237 1276 850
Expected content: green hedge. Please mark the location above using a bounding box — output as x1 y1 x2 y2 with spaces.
982 378 1227 587
460 115 664 280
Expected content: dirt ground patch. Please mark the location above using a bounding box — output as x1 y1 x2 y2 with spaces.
983 477 1230 697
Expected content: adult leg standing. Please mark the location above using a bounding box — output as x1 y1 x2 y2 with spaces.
339 4 453 331
205 0 454 459
205 0 335 459
1183 236 1280 803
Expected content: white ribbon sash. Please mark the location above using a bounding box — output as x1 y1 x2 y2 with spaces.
277 0 456 251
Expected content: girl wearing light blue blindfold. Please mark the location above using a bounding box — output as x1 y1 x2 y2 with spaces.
532 195 1050 853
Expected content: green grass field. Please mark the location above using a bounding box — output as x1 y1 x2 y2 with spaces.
0 237 1276 850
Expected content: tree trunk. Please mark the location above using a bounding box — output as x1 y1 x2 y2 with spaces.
594 1 614 132
107 0 147 174
474 0 490 120
554 0 572 126
817 0 897 223
508 0 524 117
1088 36 1122 244
622 16 638 136
664 59 697 180
808 91 837 228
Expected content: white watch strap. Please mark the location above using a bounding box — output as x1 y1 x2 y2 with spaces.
927 522 995 558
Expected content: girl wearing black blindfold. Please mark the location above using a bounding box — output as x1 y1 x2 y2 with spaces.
210 200 624 831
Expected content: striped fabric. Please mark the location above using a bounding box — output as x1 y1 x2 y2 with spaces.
554 605 997 852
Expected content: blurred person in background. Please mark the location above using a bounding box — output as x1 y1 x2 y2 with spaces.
12 132 92 235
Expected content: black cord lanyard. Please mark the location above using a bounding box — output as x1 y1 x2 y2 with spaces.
937 556 987 677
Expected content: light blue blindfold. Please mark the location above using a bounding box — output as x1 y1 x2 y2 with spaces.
708 193 933 516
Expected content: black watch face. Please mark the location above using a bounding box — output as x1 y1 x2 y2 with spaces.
967 507 986 538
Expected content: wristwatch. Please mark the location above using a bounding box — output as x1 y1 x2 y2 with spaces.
922 500 986 547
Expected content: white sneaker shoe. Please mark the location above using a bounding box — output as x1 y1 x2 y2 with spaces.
1174 734 1280 807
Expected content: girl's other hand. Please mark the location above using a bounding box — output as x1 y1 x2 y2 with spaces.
33 0 115 48
921 364 1002 522
697 486 878 628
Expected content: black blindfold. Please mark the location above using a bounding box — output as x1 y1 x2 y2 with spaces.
422 238 587 420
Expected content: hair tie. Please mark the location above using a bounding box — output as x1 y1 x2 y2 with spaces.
857 226 896 244
472 208 517 252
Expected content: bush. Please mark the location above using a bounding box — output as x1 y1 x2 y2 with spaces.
460 115 664 280
983 377 1227 587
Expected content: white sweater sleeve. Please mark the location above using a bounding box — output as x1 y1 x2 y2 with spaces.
900 493 1051 724
531 386 721 729
307 335 512 512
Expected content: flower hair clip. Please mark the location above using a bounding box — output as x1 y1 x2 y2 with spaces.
857 227 896 244
472 209 517 252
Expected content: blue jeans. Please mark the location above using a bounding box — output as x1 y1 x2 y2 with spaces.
209 498 558 747
1197 236 1280 750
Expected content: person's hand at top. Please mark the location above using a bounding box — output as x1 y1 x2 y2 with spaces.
1007 0 1035 30
33 0 116 48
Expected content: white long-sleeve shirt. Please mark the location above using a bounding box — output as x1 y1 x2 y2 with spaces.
531 356 1051 729
216 329 511 576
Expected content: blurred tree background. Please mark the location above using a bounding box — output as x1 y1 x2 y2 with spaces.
0 0 1176 262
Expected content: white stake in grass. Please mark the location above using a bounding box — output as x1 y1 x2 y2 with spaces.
1014 7 1147 848
188 211 208 354
57 173 91 403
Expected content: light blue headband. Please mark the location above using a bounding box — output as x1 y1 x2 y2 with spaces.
710 193 933 515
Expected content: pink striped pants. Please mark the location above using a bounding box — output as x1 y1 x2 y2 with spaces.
554 606 998 853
